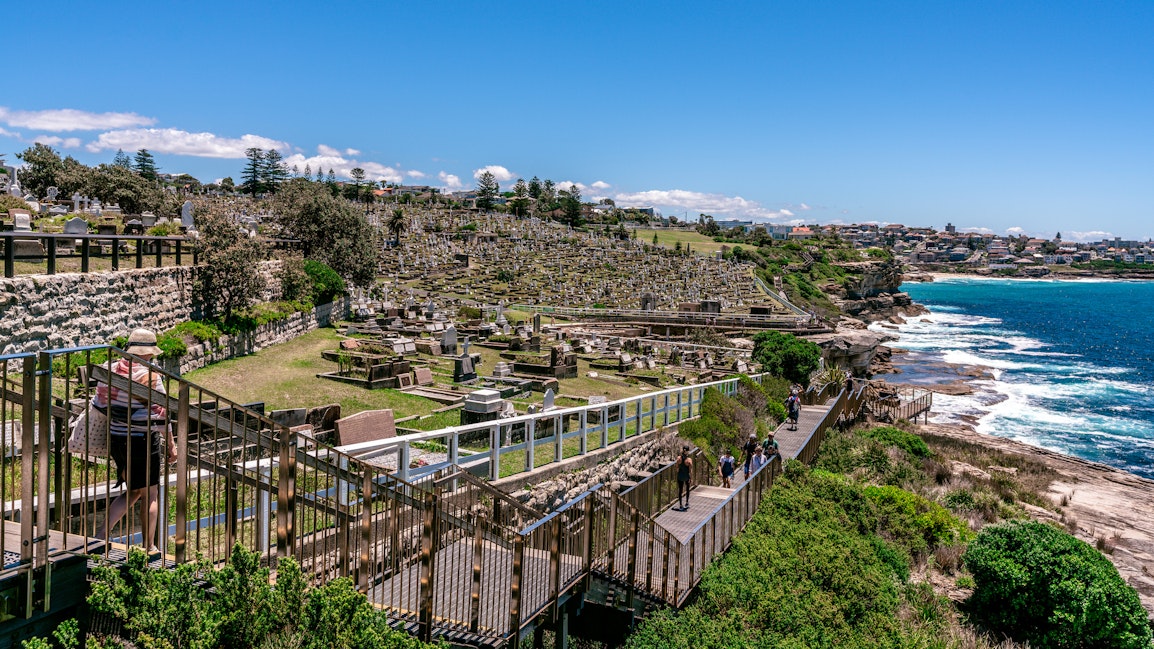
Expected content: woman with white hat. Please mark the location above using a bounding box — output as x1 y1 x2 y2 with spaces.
93 328 178 553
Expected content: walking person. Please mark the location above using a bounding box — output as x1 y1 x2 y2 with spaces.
749 446 768 475
762 431 780 461
741 433 758 480
786 390 801 431
676 446 693 511
93 329 177 553
718 449 736 488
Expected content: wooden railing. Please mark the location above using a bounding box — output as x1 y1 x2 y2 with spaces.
1 341 840 645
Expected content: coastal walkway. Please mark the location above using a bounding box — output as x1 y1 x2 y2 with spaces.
0 345 850 648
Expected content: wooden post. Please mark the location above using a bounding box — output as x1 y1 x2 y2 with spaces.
276 428 297 561
469 513 484 632
174 386 190 563
525 418 535 472
46 237 56 275
175 240 182 266
418 490 438 643
359 471 372 593
111 239 119 271
135 238 143 269
509 535 525 636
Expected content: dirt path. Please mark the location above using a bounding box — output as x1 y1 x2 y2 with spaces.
919 423 1154 618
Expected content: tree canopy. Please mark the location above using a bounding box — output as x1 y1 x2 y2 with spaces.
475 171 499 210
193 207 269 322
271 178 377 287
751 330 823 386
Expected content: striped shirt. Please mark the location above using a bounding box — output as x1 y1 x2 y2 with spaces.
92 358 168 436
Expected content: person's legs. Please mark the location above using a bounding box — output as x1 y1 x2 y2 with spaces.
101 489 142 540
142 484 161 551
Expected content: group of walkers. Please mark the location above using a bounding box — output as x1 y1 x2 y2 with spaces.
676 387 803 509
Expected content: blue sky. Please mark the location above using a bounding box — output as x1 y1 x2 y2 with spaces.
2 1 1152 241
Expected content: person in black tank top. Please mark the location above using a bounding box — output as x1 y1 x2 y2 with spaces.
676 446 693 511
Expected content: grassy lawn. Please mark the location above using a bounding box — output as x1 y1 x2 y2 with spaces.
184 327 441 418
637 228 728 255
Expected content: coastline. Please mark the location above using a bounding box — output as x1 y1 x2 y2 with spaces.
917 422 1154 617
867 277 1154 616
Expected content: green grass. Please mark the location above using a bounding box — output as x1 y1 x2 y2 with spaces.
637 228 728 254
184 327 441 418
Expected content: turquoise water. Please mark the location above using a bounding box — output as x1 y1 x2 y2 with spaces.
879 277 1154 479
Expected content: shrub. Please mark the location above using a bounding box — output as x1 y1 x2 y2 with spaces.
146 221 179 236
864 485 971 556
279 255 313 306
751 330 822 386
304 259 346 304
0 194 32 214
862 425 930 458
963 520 1152 649
170 320 223 345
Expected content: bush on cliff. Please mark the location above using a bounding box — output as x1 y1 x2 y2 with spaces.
751 330 822 386
963 521 1152 649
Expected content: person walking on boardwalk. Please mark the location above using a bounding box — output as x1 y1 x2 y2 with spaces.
741 433 758 479
786 390 801 431
749 446 768 475
93 329 178 553
762 431 780 461
718 449 736 488
676 446 693 511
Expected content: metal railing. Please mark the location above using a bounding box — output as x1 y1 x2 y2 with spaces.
0 232 301 278
337 372 768 484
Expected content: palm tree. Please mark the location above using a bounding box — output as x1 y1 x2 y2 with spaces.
388 208 406 247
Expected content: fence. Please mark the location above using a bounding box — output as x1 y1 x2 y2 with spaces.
0 232 301 278
336 372 771 484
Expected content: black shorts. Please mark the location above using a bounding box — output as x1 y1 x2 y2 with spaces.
109 432 164 490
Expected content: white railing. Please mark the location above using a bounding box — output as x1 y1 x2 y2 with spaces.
752 273 808 316
337 372 770 482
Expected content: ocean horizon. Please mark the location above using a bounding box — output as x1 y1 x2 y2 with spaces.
876 276 1154 479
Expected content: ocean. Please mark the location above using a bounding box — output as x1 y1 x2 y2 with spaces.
873 276 1154 479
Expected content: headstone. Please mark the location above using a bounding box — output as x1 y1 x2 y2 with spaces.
141 213 157 227
12 211 32 232
123 219 144 235
454 355 477 383
63 216 88 234
440 325 458 355
46 186 59 200
305 403 342 432
532 313 541 334
71 193 81 212
413 367 434 386
181 200 194 228
334 409 396 446
543 388 555 411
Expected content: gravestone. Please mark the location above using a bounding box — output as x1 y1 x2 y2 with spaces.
441 325 458 355
12 211 32 232
413 367 434 386
461 389 504 425
181 200 194 228
454 355 477 383
542 388 555 411
640 292 657 311
334 409 396 446
141 213 157 227
123 219 144 236
532 313 541 334
46 186 59 201
305 403 342 433
71 193 81 212
63 217 88 235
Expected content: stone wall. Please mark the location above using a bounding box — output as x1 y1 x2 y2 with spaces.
504 430 684 512
166 297 350 375
0 267 196 355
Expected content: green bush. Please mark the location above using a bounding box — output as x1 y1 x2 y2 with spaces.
304 259 346 304
862 425 930 458
963 521 1152 649
76 545 438 649
457 305 482 320
170 320 223 345
864 485 971 556
751 330 822 386
146 222 179 237
280 255 313 306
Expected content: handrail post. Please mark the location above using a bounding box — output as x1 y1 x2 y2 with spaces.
135 238 143 269
509 534 525 637
80 237 90 273
418 489 438 643
579 410 587 455
46 237 56 275
469 512 484 632
19 357 34 564
553 415 563 463
111 238 119 271
581 495 594 591
525 418 535 472
35 353 51 568
626 509 639 608
175 239 182 266
174 385 190 563
276 427 297 562
154 237 162 268
550 516 562 621
489 425 500 480
359 470 372 592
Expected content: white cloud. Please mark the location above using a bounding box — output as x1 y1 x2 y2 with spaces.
33 135 82 149
472 165 516 182
86 128 289 158
0 107 155 132
556 181 586 193
283 151 403 184
1005 226 1027 236
1065 230 1114 243
345 148 360 156
0 126 20 138
406 170 427 179
613 188 797 221
798 203 811 211
958 227 994 234
438 171 464 190
591 180 611 190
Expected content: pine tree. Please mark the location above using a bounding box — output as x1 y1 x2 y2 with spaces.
241 147 264 195
509 178 530 217
316 167 325 182
261 150 289 193
133 149 159 181
475 171 499 211
112 148 132 168
528 176 542 199
304 164 312 179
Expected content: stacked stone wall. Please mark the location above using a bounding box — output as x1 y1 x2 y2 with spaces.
0 267 195 355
